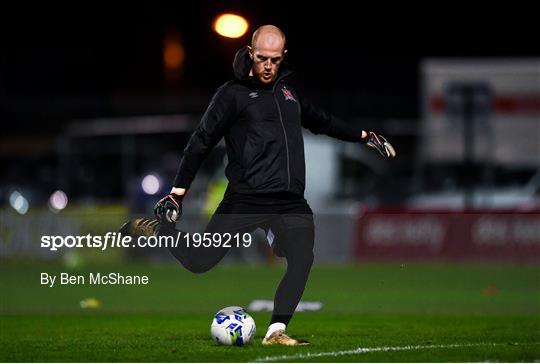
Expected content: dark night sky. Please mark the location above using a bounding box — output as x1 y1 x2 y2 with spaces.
2 2 538 136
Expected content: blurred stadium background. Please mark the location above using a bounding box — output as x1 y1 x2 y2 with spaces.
1 4 539 264
0 3 539 361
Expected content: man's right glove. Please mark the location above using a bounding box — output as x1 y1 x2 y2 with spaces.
154 193 183 224
363 131 396 158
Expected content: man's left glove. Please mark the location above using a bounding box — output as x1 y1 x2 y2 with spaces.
154 193 183 224
363 131 396 158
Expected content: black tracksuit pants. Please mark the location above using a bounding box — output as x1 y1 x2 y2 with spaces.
156 190 315 326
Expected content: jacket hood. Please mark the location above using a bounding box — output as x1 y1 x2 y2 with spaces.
232 46 292 83
232 46 253 80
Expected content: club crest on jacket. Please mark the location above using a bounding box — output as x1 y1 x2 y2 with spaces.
281 86 296 102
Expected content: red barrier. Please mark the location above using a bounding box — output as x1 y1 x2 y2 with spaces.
354 208 540 262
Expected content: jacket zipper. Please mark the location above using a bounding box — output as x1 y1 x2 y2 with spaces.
272 81 290 190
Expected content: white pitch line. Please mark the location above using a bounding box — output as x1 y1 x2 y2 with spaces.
253 342 539 362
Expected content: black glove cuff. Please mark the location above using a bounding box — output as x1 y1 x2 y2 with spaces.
361 131 371 144
170 193 184 204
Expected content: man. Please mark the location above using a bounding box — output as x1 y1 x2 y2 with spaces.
122 25 395 346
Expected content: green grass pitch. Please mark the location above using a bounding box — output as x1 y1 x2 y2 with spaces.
1 262 539 361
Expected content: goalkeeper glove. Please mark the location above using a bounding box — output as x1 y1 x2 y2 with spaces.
154 193 183 224
363 131 396 158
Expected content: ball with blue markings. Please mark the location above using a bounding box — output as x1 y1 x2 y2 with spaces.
210 306 256 346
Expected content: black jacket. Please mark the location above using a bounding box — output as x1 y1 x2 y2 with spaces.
173 46 363 197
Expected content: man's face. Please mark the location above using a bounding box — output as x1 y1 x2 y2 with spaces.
248 43 286 84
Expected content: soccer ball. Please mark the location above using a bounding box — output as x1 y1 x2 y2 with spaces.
210 306 256 346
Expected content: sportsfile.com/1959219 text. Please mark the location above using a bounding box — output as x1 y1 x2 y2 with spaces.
40 232 252 251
